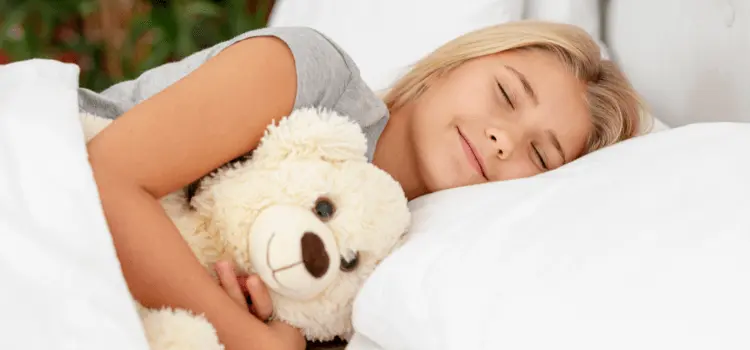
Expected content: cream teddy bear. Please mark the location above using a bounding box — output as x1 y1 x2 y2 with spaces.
81 108 411 350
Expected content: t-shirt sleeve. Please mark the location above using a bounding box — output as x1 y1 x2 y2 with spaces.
254 27 390 152
274 27 389 159
78 27 388 160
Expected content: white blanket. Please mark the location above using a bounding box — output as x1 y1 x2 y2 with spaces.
0 59 148 350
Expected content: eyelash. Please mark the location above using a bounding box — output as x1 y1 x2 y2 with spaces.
497 82 515 109
532 143 548 170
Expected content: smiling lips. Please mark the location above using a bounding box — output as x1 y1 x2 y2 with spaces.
457 128 488 180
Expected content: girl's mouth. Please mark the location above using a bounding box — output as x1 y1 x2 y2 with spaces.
457 127 489 180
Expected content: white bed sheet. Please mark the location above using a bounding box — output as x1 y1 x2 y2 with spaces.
0 59 148 350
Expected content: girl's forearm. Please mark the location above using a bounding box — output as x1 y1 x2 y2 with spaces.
94 170 282 350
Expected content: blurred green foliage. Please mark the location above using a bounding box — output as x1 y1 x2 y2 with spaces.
0 0 270 91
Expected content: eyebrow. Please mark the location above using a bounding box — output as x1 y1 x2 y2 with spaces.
504 65 538 105
547 130 566 163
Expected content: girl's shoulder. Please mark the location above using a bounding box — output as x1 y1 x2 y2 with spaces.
79 26 389 161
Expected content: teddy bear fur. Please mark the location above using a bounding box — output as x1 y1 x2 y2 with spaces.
81 108 411 350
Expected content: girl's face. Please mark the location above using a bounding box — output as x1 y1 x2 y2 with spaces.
405 48 593 193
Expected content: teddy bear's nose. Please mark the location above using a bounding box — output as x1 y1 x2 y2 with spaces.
301 232 330 278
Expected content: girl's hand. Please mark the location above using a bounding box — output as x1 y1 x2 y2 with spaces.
214 261 271 319
215 261 306 350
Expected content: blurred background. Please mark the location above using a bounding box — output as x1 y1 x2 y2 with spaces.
0 0 276 91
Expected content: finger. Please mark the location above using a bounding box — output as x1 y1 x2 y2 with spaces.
215 261 247 309
245 274 274 321
237 275 253 307
237 275 250 294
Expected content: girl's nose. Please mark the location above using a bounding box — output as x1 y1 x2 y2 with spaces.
485 127 515 160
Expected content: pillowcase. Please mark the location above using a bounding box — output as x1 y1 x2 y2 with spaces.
0 59 149 350
350 123 750 349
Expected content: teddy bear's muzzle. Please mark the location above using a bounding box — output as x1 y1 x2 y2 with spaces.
248 204 342 300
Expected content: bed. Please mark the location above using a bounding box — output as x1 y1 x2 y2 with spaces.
1 1 748 349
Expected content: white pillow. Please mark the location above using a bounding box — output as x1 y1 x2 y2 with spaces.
526 0 607 56
350 123 750 350
269 0 525 92
0 59 148 350
605 0 750 127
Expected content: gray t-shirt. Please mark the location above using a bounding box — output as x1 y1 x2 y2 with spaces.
78 26 389 161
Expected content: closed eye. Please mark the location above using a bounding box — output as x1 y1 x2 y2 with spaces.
497 81 515 109
532 143 548 170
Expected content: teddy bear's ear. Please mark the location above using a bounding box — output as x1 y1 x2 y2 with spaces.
251 107 369 164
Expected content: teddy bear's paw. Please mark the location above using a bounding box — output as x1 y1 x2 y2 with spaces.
140 307 224 350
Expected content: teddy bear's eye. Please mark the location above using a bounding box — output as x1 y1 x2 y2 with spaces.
313 197 336 221
340 252 359 272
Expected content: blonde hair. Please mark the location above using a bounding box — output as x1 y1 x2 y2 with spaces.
382 20 649 155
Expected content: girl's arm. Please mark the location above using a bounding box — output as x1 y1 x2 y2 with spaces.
86 36 304 350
